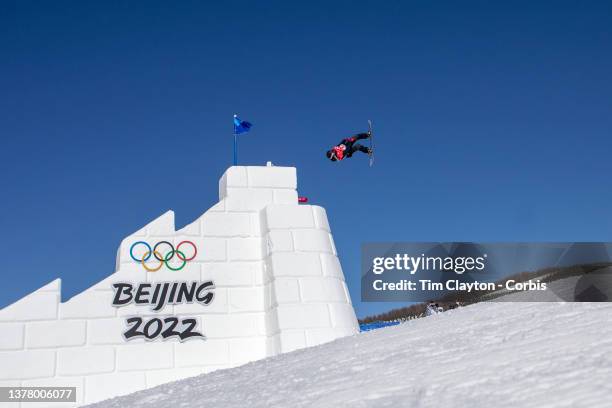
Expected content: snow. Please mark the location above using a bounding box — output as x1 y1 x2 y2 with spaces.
87 298 612 408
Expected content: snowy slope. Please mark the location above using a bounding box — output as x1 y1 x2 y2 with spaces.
87 300 612 408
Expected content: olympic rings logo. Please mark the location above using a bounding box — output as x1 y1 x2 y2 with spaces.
129 241 197 272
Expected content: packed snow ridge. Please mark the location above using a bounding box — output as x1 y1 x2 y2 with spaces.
87 298 612 407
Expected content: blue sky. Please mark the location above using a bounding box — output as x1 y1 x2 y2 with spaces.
1 1 611 318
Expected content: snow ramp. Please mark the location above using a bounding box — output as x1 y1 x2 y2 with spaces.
88 300 612 408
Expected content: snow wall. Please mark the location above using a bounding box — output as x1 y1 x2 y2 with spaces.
0 163 359 406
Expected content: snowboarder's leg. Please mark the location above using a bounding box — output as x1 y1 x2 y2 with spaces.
344 133 370 144
350 143 371 155
353 132 371 141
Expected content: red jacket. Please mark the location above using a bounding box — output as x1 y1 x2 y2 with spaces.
332 144 347 160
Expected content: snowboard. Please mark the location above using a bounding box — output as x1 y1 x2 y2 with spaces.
368 119 374 167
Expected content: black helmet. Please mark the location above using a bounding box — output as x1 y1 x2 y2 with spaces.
326 150 337 161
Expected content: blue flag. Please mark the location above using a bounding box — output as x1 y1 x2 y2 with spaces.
233 114 252 134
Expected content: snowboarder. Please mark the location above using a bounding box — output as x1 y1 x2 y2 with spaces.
326 132 372 162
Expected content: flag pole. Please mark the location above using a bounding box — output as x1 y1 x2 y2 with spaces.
233 130 237 166
233 114 238 166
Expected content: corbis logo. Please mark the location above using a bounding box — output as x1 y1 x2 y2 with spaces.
129 240 197 271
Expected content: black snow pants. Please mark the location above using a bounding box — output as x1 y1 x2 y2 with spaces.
340 133 370 157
